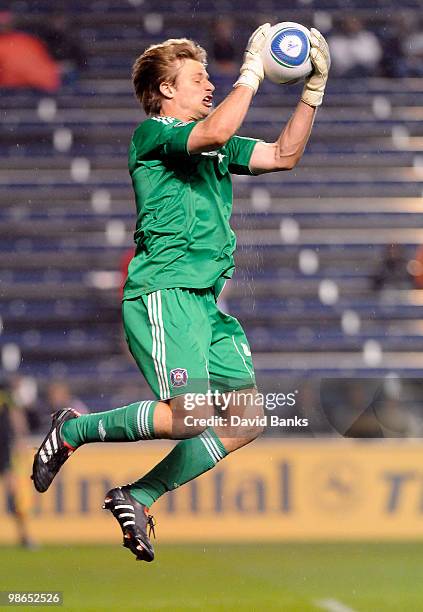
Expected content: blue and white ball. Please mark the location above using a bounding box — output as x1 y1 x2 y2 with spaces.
262 22 312 84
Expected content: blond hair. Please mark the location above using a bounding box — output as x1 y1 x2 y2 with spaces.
132 38 207 115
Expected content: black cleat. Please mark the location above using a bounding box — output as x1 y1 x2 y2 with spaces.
31 408 80 493
103 487 156 562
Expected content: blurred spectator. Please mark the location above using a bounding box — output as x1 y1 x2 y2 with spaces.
371 243 412 290
0 11 60 92
380 15 409 78
46 380 87 415
211 17 237 75
406 17 423 76
0 380 35 547
329 16 383 77
27 13 86 85
380 13 423 78
9 375 39 433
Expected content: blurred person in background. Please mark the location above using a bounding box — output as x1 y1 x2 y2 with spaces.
380 13 423 78
0 381 34 548
380 13 409 78
27 12 86 85
211 17 238 76
405 16 423 76
0 11 60 92
46 380 87 416
371 243 412 291
329 15 382 77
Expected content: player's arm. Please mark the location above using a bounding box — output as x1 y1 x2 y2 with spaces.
249 100 316 173
187 23 270 154
249 28 331 174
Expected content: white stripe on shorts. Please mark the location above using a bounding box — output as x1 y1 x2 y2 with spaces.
147 292 168 399
155 291 170 398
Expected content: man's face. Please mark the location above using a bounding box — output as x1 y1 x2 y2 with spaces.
164 59 215 120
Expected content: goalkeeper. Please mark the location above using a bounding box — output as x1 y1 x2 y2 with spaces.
32 24 330 561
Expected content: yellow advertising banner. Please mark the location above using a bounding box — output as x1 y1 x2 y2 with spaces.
2 439 423 543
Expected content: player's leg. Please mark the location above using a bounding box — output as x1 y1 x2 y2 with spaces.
32 290 211 493
126 386 263 517
124 291 261 511
57 288 213 447
212 386 264 453
208 297 264 452
31 401 168 493
102 405 228 562
103 288 220 560
126 415 227 509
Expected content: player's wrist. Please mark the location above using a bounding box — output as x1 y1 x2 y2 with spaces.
233 71 261 94
234 59 264 94
301 72 327 107
301 88 324 107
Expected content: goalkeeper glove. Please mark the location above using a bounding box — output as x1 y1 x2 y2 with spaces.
234 23 271 95
301 28 331 107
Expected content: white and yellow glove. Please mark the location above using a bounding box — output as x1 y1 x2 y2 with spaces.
234 23 271 95
301 28 331 107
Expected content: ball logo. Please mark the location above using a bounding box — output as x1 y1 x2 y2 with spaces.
270 28 310 68
170 368 188 387
280 35 301 58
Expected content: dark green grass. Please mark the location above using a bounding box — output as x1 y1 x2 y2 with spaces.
0 543 422 611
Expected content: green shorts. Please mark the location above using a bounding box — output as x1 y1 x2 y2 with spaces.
122 288 256 400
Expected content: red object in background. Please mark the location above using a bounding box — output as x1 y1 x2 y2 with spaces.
0 31 60 91
120 248 135 296
412 246 423 289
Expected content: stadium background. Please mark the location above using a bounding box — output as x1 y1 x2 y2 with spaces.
1 0 423 610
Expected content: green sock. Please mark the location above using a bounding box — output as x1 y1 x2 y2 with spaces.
61 400 157 448
129 428 228 507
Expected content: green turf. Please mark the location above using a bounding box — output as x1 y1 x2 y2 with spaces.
0 543 422 611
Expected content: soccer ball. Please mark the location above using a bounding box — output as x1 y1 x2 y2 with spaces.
262 22 313 84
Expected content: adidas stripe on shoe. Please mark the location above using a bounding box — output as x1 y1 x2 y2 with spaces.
31 408 80 493
103 486 156 562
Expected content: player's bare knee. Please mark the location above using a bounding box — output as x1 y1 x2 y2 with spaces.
169 393 213 438
243 407 265 441
229 396 265 442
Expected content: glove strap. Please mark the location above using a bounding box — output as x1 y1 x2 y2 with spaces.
301 89 324 108
233 72 260 95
